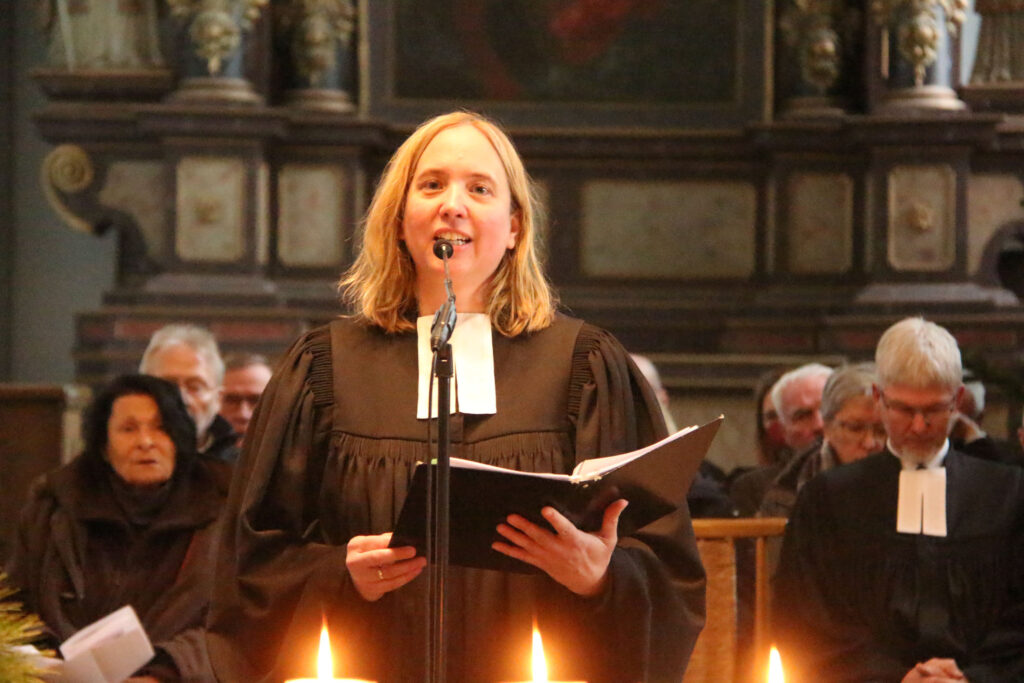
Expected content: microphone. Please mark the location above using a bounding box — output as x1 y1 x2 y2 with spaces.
430 240 457 351
433 239 454 260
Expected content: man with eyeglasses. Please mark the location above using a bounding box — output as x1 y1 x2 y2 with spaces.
759 363 886 518
220 352 273 445
773 317 1024 682
140 323 239 464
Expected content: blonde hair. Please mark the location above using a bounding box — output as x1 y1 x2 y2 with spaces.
339 111 557 336
875 317 962 391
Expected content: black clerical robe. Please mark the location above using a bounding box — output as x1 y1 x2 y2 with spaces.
206 316 705 682
773 449 1024 683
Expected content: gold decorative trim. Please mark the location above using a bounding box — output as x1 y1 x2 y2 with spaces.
40 144 95 234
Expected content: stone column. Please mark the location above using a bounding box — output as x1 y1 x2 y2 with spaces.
278 0 357 112
869 0 968 112
962 0 1024 111
166 0 268 105
776 0 862 118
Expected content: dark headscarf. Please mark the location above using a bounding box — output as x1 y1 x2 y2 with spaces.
80 374 198 487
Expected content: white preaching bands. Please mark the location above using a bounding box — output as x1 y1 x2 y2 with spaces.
416 313 497 419
894 438 949 537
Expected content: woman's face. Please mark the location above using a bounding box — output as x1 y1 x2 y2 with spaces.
823 394 886 465
106 394 176 488
760 391 786 449
401 123 520 312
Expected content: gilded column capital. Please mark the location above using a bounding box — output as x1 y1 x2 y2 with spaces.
870 0 968 86
166 0 269 75
278 0 356 88
779 0 849 93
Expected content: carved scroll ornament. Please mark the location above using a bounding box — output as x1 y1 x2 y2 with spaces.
40 144 95 234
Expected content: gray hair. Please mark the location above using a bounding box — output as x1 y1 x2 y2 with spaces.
961 379 985 417
223 351 270 373
771 362 834 425
875 317 962 391
821 362 877 423
139 323 225 385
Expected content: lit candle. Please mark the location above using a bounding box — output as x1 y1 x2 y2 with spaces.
768 646 785 683
284 619 375 683
504 623 586 683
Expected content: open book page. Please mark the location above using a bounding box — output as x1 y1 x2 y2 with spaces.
445 457 573 481
59 605 154 683
391 416 723 572
571 423 701 480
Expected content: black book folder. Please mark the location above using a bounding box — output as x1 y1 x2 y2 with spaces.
390 416 723 573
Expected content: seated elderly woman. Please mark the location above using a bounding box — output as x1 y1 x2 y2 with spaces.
759 363 886 518
4 374 229 681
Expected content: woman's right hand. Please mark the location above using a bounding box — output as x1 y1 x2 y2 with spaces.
346 532 426 602
901 658 967 682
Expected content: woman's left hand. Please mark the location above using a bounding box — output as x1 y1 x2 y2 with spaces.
492 499 628 597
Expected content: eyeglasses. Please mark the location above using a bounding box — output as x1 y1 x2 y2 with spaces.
834 420 887 439
223 393 261 408
878 393 956 424
787 407 820 425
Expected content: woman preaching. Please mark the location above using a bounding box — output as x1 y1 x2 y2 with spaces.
206 111 705 682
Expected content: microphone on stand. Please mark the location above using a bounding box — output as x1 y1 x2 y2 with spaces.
430 239 457 351
426 238 456 683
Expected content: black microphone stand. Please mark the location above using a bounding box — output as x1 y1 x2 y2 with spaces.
426 240 456 683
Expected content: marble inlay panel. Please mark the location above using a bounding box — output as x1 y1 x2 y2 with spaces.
581 180 757 278
176 157 245 262
277 164 347 267
98 160 170 262
786 172 853 274
887 164 956 272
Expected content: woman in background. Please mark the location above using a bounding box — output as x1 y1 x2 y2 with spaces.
206 111 705 682
759 363 886 518
5 374 228 681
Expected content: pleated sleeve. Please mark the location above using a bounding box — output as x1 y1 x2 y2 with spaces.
205 326 354 682
540 323 706 683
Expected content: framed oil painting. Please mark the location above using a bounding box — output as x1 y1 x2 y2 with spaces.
362 0 771 130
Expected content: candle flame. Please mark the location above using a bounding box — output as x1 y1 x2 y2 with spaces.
768 646 784 683
531 624 548 682
317 619 333 680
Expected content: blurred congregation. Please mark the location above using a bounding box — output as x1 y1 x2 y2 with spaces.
3 1 1024 682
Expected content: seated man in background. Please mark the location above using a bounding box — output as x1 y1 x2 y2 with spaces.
139 323 238 464
771 362 834 454
219 352 273 445
774 317 1024 682
759 363 886 518
730 363 832 516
